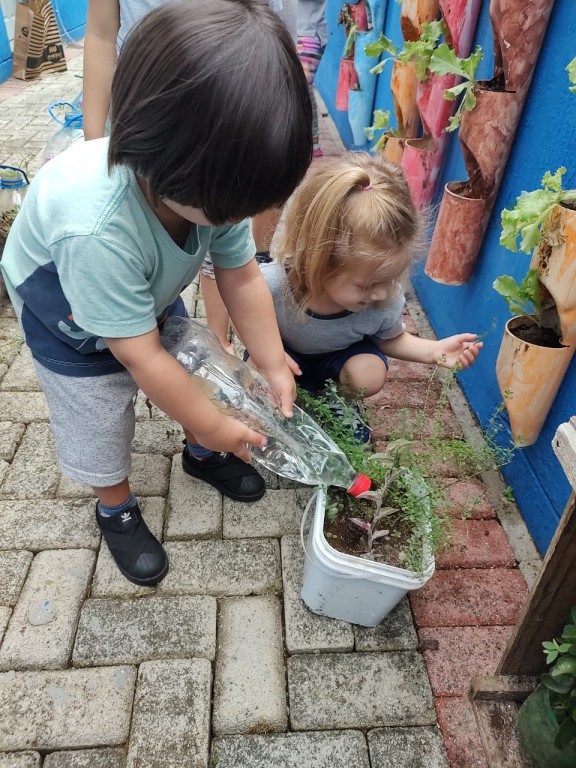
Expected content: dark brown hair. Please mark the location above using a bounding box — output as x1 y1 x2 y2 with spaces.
108 0 312 224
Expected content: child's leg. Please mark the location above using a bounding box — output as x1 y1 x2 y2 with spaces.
339 354 388 397
33 361 168 586
199 259 234 354
297 35 325 155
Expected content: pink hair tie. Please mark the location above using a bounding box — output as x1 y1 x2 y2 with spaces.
361 182 372 191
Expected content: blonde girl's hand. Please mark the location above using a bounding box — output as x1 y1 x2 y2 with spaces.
436 333 483 370
193 415 267 463
260 361 297 418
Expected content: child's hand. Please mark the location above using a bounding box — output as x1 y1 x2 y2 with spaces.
194 415 267 463
261 362 297 418
436 333 483 370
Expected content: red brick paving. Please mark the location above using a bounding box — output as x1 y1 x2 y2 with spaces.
419 625 514 697
446 478 497 520
435 697 490 768
410 568 528 627
436 519 516 569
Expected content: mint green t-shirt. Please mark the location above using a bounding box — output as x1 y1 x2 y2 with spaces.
0 138 254 376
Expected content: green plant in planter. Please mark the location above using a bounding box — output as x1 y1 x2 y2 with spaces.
427 43 484 132
493 270 542 326
518 607 576 767
363 109 404 154
366 20 447 79
567 56 576 94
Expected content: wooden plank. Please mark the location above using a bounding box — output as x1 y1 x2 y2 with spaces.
552 420 576 489
497 491 576 675
472 698 530 768
471 675 538 701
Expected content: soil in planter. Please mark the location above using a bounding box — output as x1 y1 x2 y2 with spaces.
511 321 564 348
324 488 416 569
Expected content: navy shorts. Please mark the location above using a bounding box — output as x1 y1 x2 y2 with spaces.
285 338 388 393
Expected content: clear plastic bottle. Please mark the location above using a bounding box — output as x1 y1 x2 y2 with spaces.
0 165 29 215
161 316 371 496
43 101 84 164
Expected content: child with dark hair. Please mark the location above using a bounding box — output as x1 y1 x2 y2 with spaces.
261 152 482 441
1 0 312 586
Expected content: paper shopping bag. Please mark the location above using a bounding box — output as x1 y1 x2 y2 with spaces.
12 0 67 81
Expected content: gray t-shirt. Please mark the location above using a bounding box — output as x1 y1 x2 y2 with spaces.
261 262 405 355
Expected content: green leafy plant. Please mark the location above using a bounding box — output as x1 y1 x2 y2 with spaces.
541 606 576 750
567 56 576 94
493 269 542 325
500 167 576 254
428 43 484 131
0 207 20 247
363 109 404 153
366 20 446 81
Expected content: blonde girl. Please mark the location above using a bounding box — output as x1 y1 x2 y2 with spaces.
260 152 482 440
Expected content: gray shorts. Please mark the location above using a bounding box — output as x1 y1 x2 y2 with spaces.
34 359 140 488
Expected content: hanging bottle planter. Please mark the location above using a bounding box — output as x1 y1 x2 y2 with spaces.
493 171 576 446
424 0 556 285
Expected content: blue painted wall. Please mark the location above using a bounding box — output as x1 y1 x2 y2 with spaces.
317 0 576 554
0 11 11 84
51 0 88 43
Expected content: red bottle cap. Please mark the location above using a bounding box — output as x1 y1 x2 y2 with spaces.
347 473 371 497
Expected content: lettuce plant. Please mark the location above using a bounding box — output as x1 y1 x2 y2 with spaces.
567 57 576 94
363 109 404 153
500 167 576 254
366 20 446 81
428 43 483 131
493 270 542 325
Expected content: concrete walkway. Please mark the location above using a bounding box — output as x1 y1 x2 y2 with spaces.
0 46 541 768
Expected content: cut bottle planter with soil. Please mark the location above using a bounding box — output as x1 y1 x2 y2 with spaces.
301 485 435 627
518 684 576 768
496 315 574 447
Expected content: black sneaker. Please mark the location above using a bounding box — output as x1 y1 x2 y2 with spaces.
96 502 168 586
182 446 265 502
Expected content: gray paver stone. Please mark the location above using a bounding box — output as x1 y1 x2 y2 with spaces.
0 549 95 671
211 731 370 768
0 392 49 422
44 748 125 768
353 598 418 651
134 392 170 421
288 652 436 730
73 595 216 665
1 347 41 391
55 475 94 498
159 539 281 596
0 460 7 487
0 499 100 550
166 461 222 539
0 754 41 768
127 659 211 768
368 726 449 767
0 423 60 499
281 536 353 653
0 666 136 750
0 607 11 643
132 420 183 455
0 421 25 461
0 364 7 383
92 497 165 598
224 490 303 538
213 595 287 735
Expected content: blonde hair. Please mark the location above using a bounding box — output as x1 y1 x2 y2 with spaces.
277 152 421 308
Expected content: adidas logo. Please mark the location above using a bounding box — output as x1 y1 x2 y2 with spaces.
120 511 132 523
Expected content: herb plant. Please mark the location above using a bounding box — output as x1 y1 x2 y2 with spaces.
428 43 484 131
541 606 576 750
363 109 403 153
500 167 576 254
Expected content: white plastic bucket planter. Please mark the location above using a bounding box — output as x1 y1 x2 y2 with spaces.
300 487 435 627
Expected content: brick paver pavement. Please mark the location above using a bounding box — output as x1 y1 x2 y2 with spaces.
0 45 542 767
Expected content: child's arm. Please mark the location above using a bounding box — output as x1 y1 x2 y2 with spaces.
378 331 482 369
105 330 267 461
83 0 120 140
215 260 297 417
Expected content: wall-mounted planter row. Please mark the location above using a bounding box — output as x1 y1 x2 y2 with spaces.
425 0 556 285
495 205 576 446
